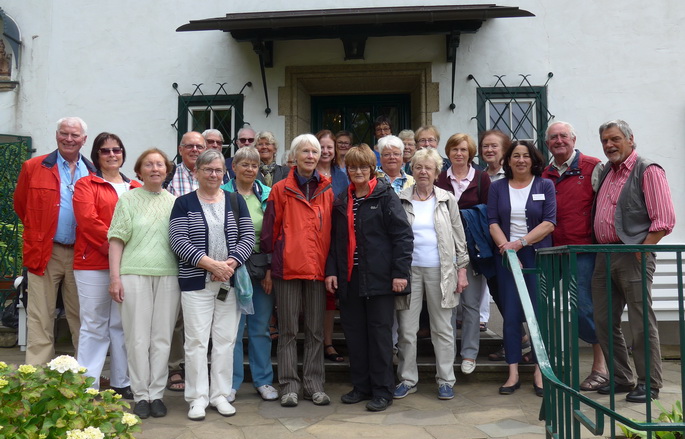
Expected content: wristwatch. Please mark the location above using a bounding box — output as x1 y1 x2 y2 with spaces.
519 237 528 247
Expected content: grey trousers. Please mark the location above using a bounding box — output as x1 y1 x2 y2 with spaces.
273 278 326 396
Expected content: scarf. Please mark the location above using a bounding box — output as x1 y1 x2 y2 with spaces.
345 177 379 281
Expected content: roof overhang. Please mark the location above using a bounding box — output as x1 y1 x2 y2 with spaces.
177 4 533 42
176 5 534 115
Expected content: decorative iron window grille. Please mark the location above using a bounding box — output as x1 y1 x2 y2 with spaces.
0 135 32 281
470 72 554 158
172 82 250 159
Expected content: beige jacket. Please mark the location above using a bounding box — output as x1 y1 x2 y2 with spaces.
396 185 469 310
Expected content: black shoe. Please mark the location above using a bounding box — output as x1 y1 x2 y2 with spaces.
534 384 543 397
499 381 521 395
597 383 635 395
488 346 506 361
366 396 392 412
111 385 134 400
626 384 659 403
150 399 167 418
341 389 372 404
133 400 150 419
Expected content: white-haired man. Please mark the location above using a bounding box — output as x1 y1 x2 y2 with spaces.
14 117 96 364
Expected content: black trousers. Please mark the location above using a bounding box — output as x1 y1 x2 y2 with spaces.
339 267 395 400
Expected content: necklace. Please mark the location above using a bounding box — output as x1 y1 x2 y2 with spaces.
198 190 222 202
414 187 434 201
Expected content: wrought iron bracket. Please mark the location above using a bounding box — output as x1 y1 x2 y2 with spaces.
252 40 273 116
446 31 461 112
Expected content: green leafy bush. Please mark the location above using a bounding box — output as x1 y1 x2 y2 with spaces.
619 400 683 438
0 355 140 439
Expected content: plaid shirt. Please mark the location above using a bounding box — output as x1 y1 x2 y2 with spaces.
166 162 198 197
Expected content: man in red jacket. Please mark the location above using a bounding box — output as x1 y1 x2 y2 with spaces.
542 121 608 391
14 117 96 365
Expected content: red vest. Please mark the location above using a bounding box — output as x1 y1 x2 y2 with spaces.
542 152 601 245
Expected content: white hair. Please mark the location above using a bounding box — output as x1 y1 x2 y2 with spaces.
56 117 87 135
290 133 321 155
377 135 405 155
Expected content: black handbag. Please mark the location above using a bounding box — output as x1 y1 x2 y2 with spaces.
246 252 270 280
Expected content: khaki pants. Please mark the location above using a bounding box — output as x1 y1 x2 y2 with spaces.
120 274 181 402
592 252 662 388
26 244 80 365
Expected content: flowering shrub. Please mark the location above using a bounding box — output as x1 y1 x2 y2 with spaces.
0 356 140 439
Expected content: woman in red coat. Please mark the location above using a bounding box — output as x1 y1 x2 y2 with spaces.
73 132 140 398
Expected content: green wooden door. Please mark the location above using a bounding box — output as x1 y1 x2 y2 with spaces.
311 94 410 146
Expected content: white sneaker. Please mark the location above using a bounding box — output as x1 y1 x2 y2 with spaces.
281 392 298 407
213 399 236 417
257 384 278 401
227 388 237 403
188 404 206 421
309 391 331 406
461 359 476 375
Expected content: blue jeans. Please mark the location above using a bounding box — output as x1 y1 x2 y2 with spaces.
575 253 599 344
232 280 275 390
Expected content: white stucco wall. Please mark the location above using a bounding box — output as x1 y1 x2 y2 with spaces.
1 0 684 241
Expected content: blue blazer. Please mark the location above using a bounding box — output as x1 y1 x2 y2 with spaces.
487 176 556 250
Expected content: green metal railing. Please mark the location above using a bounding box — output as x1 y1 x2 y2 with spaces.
506 245 685 439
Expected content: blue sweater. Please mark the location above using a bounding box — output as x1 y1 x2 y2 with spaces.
169 190 255 291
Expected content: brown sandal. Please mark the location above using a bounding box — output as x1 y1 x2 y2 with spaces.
580 371 609 391
167 370 185 392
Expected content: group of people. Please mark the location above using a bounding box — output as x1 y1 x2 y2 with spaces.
13 115 674 424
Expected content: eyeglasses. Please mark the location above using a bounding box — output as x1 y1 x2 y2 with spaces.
417 138 437 145
58 131 83 141
238 137 255 144
181 144 206 151
99 147 123 155
206 139 223 145
336 141 351 147
381 152 402 158
481 143 501 150
200 167 224 176
348 166 370 173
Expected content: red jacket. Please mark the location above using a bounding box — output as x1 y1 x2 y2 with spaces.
14 150 96 275
542 151 601 245
73 173 141 270
261 168 333 281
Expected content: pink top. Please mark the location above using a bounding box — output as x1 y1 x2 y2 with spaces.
446 165 475 202
593 150 675 244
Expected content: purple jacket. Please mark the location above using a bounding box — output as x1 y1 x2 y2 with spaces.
487 176 556 250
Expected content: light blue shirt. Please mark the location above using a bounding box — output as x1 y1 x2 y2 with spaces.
53 152 88 244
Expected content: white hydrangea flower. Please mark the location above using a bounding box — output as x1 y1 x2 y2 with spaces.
47 355 81 374
122 412 139 426
66 427 104 439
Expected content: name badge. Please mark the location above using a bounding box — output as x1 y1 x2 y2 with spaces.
532 193 545 201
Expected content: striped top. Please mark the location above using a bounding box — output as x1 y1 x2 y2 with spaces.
169 190 255 291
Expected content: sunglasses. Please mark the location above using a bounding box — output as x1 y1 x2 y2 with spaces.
238 138 255 143
99 147 123 155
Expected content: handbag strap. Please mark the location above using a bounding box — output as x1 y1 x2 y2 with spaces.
228 191 241 240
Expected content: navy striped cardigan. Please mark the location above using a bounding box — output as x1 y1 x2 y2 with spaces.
169 190 255 291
